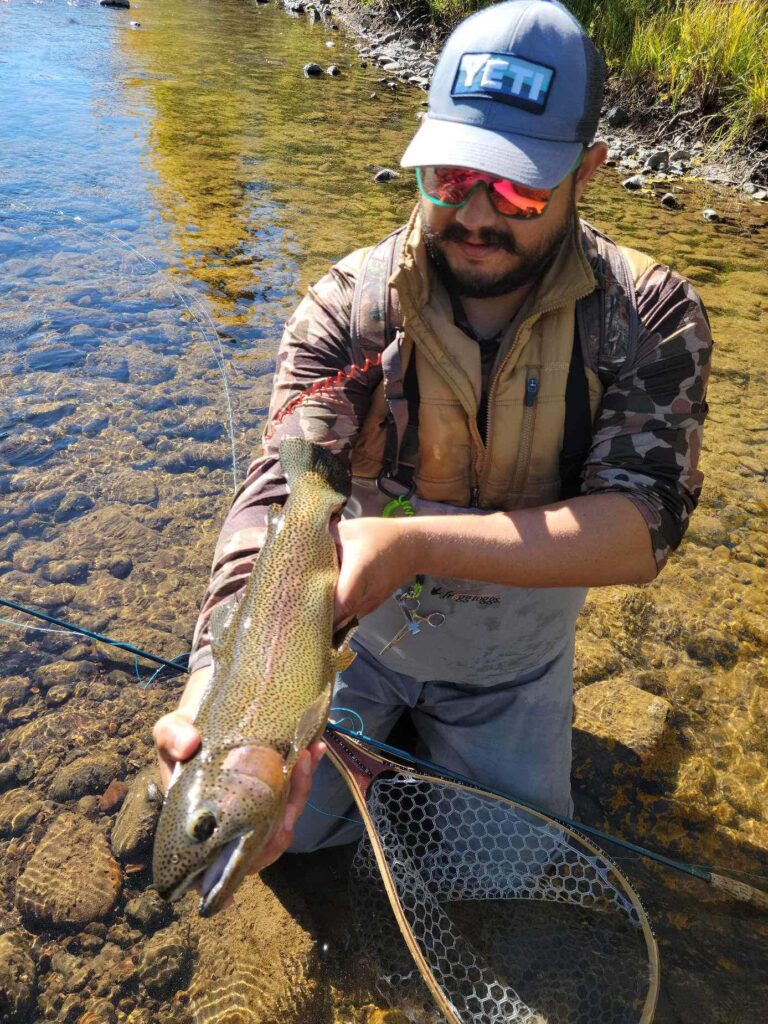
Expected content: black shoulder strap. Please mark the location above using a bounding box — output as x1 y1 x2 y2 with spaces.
560 225 641 498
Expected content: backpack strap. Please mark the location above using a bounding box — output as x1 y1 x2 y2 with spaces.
350 228 415 495
576 222 645 388
561 224 651 497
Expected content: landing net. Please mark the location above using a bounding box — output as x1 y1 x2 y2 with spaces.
348 767 659 1024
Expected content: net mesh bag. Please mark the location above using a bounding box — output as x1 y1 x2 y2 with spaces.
350 769 657 1024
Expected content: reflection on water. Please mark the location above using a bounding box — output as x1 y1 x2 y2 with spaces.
0 0 767 1022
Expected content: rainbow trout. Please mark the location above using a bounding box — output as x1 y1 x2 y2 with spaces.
153 438 353 915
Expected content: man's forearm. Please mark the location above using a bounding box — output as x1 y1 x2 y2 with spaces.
406 493 658 588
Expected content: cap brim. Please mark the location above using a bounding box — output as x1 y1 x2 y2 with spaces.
400 116 583 190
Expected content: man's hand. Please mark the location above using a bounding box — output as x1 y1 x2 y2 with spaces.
333 516 414 626
152 666 326 874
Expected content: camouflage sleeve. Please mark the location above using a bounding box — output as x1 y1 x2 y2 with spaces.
581 264 713 572
188 250 377 673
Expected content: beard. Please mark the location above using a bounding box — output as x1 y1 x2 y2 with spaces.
423 197 576 300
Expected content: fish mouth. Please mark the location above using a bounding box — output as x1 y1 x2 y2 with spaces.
198 831 252 917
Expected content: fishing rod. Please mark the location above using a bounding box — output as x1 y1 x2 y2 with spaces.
325 721 768 910
0 597 188 674
1 596 765 909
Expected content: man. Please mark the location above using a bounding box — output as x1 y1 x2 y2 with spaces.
154 1 711 872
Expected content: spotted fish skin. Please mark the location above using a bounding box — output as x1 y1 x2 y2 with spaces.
152 438 353 915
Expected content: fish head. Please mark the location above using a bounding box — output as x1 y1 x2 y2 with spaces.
152 743 287 915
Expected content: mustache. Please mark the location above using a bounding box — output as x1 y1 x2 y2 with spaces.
429 223 519 255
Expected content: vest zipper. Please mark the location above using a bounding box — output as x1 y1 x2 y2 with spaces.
509 371 540 497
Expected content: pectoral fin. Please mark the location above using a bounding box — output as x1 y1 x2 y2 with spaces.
332 642 356 674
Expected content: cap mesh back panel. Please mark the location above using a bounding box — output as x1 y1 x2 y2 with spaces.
351 770 655 1023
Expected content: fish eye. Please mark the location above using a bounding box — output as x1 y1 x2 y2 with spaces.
188 810 217 842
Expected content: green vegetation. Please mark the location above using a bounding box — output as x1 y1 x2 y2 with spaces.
405 0 768 149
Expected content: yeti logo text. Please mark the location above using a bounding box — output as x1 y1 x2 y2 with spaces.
452 53 554 114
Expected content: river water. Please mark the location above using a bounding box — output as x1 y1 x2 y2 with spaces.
0 1 766 1022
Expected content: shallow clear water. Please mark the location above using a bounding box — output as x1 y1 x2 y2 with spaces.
0 1 766 1022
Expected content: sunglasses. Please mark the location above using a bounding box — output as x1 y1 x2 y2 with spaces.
416 155 583 219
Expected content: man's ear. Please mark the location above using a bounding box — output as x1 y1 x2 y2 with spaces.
574 142 608 202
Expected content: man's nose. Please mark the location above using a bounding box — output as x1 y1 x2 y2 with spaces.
454 183 499 231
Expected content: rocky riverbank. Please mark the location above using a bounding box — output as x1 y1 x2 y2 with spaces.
277 0 768 197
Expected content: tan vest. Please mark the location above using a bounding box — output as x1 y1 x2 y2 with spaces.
352 209 655 510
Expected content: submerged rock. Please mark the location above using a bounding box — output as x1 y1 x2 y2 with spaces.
138 924 194 998
50 753 123 803
110 764 163 859
0 930 37 1024
16 813 122 927
573 678 671 766
0 788 43 838
303 62 323 77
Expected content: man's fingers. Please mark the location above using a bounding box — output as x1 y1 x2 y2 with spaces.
153 712 201 762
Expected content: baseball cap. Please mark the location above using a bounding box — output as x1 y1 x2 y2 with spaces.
401 0 605 189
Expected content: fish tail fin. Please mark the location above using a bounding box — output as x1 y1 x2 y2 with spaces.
279 438 351 501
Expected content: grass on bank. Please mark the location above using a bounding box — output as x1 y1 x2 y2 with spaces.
404 0 768 152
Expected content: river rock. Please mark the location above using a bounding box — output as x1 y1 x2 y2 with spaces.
622 175 644 191
54 492 95 524
50 753 123 802
42 558 89 584
187 874 321 1023
644 149 669 171
703 208 720 222
100 0 130 6
686 512 730 548
605 105 629 127
138 924 194 998
326 64 340 76
110 764 163 859
573 679 671 766
0 930 37 1023
0 788 43 838
374 168 400 183
99 780 128 814
16 813 122 927
124 889 171 933
0 679 28 721
303 63 323 77
46 683 74 707
661 192 680 209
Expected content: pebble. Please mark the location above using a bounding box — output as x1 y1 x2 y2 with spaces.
99 0 130 6
661 192 680 210
99 779 128 814
703 208 720 222
130 21 140 29
302 62 323 77
374 168 400 183
326 64 340 76
124 889 172 933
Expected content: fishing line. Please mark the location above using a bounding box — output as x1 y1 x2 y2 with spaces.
0 597 189 675
325 722 768 904
4 201 240 493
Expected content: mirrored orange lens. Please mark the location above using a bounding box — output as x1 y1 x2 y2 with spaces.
423 167 552 217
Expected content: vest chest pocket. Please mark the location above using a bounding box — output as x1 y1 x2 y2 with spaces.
508 369 540 498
